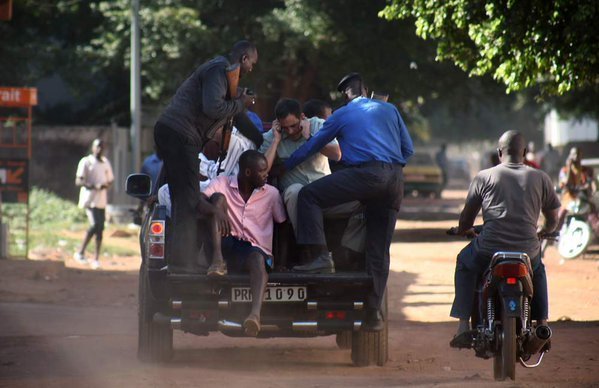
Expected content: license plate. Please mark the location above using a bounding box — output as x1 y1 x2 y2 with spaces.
231 286 307 302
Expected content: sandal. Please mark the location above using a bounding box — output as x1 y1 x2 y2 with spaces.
449 330 476 349
243 314 260 337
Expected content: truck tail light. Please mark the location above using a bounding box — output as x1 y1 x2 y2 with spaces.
150 221 164 236
325 311 347 320
149 243 164 258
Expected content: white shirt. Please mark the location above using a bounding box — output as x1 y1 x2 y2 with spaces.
76 155 114 209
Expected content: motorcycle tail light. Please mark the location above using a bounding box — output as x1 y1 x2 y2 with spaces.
493 263 528 278
149 243 164 258
506 277 517 285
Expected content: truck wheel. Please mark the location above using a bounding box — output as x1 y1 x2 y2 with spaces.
336 331 352 349
137 265 173 362
351 292 389 367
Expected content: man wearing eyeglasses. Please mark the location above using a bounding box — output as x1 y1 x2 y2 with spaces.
260 99 364 264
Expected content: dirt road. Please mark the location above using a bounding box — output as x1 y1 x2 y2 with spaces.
1 191 598 387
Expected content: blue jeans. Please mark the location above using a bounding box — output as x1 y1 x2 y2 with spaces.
450 240 549 321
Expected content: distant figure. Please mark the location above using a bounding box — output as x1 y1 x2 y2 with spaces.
540 143 560 183
435 143 449 191
557 147 595 230
140 152 163 192
303 99 333 120
525 141 541 169
74 139 114 269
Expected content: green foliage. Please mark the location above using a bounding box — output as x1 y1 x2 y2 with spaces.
29 187 87 225
2 188 136 257
380 0 599 96
0 0 563 140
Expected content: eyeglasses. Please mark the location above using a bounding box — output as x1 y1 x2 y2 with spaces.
281 121 301 132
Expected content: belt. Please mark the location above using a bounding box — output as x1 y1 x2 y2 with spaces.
351 161 403 169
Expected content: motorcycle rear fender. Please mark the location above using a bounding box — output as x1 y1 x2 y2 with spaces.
498 282 524 318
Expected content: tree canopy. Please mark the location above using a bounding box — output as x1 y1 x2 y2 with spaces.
1 0 578 143
379 0 599 97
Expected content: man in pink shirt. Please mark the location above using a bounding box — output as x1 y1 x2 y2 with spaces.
203 150 287 336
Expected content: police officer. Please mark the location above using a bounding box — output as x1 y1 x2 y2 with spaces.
286 73 414 331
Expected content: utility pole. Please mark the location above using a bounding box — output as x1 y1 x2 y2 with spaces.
130 0 141 172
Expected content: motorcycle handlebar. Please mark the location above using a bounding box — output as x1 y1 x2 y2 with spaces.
446 225 483 237
447 226 559 241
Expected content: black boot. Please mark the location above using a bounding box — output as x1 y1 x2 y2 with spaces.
362 308 385 331
292 252 335 274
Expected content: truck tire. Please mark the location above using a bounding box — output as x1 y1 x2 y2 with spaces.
137 265 173 362
351 292 388 367
336 331 352 349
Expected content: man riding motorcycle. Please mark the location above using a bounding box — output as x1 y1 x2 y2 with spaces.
557 147 595 229
449 130 560 347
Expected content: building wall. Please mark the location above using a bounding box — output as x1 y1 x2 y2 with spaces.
27 125 147 205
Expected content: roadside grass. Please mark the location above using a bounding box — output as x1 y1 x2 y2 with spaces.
1 187 139 258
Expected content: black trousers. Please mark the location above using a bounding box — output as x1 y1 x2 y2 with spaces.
154 122 207 272
296 162 404 309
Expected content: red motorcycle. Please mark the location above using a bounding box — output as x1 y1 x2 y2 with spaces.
448 227 553 381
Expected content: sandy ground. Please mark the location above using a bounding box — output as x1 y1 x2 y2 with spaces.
0 190 598 387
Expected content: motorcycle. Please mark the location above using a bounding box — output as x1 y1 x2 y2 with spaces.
557 190 598 260
448 227 553 381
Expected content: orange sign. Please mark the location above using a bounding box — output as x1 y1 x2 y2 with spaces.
0 87 38 107
0 159 29 203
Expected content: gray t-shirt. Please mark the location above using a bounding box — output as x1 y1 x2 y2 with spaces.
468 163 560 259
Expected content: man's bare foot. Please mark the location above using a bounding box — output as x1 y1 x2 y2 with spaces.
243 314 260 337
207 261 227 277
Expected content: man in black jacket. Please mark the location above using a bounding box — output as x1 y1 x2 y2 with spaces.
154 40 259 274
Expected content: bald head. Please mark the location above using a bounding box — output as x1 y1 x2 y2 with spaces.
497 130 526 163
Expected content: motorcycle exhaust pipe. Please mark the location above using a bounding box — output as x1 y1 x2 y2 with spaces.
523 325 552 355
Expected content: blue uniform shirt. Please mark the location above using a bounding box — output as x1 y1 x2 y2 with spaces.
246 110 265 133
141 153 163 189
284 97 414 171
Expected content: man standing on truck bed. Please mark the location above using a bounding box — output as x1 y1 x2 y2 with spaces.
154 40 259 275
284 73 414 331
203 150 287 336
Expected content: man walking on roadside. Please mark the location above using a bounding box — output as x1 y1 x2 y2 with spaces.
74 138 114 270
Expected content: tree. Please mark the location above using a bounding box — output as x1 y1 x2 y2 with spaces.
0 0 551 143
379 1 599 96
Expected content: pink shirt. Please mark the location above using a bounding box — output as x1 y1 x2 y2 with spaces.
204 176 287 256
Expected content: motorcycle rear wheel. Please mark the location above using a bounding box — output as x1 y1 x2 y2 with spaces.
493 311 517 381
558 219 592 260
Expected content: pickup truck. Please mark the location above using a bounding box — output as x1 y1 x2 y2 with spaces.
126 173 388 367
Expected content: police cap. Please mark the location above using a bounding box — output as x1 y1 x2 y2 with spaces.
336 72 362 92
